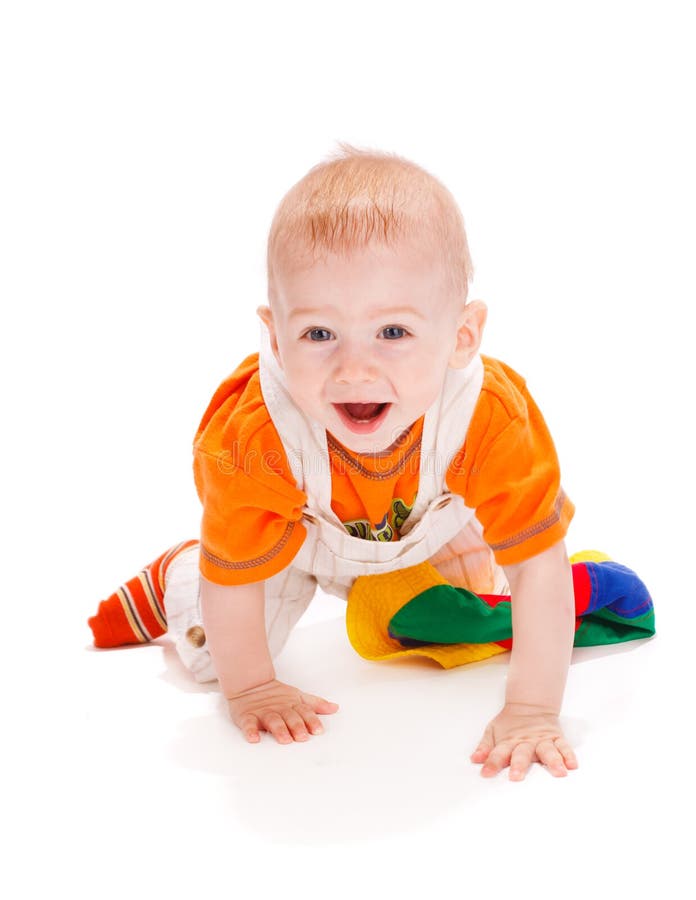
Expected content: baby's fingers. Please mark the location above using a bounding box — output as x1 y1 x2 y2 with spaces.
481 744 512 778
299 692 340 715
261 711 295 745
237 713 262 744
509 741 537 781
480 742 515 777
535 739 569 777
555 738 579 770
294 704 328 736
470 725 493 764
536 738 578 776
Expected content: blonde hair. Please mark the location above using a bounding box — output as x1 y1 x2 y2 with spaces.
266 144 473 302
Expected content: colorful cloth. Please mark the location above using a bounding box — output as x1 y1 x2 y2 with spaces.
345 552 655 668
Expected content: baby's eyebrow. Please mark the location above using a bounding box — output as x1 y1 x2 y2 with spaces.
288 305 426 321
288 305 338 320
367 306 427 320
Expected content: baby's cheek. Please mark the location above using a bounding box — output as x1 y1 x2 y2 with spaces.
413 371 448 410
288 378 324 416
283 376 310 407
397 363 437 394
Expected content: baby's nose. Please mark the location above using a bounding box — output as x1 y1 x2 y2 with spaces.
333 344 378 384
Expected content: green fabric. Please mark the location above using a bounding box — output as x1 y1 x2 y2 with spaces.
573 607 656 646
388 583 656 648
389 585 512 644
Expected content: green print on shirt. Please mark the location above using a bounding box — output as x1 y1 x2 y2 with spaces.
343 496 415 542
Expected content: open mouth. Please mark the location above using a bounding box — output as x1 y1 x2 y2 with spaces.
333 402 391 434
343 402 386 422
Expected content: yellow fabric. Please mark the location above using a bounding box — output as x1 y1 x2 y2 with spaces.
345 561 508 668
569 549 612 564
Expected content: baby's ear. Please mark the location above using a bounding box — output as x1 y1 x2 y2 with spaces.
256 305 283 367
449 300 487 368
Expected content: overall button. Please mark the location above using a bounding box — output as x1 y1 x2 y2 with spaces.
186 626 206 648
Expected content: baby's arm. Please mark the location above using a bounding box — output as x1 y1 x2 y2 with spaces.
200 576 339 743
470 540 579 780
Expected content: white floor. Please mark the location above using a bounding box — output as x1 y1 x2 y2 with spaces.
7 554 689 899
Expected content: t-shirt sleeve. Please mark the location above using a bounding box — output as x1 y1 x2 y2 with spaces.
192 361 308 586
447 362 574 566
193 446 308 585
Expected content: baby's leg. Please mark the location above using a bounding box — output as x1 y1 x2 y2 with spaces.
88 540 198 648
89 543 317 685
428 518 509 595
164 547 317 683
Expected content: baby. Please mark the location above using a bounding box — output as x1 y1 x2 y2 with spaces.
93 146 586 781
194 145 578 781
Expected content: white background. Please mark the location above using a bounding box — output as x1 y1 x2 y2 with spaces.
2 1 694 896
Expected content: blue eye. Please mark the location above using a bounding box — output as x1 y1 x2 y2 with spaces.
381 326 407 340
305 328 333 342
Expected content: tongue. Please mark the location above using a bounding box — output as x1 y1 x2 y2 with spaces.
344 402 383 420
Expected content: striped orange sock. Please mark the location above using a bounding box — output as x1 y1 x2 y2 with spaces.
88 540 199 648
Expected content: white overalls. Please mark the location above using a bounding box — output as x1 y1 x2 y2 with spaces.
165 333 508 683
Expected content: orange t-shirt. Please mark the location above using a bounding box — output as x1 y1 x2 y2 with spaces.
193 354 574 585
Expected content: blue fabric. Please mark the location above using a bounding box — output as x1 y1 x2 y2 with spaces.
585 561 653 619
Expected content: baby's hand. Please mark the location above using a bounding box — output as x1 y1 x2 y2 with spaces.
226 678 339 744
471 703 578 781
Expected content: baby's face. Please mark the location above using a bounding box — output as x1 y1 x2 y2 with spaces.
259 239 483 454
